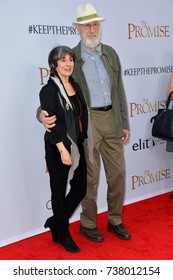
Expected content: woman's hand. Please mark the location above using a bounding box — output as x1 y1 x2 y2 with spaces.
59 149 72 166
56 142 72 165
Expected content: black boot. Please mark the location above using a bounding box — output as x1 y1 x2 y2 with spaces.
44 217 59 244
59 236 80 253
169 193 173 199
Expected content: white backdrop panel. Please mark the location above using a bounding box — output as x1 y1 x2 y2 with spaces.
0 0 173 247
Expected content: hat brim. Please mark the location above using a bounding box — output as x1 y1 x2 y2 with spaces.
73 17 104 25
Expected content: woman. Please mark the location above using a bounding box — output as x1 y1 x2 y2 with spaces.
39 46 88 252
167 72 173 95
166 72 173 199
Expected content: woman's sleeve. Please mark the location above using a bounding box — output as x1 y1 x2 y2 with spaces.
39 85 68 145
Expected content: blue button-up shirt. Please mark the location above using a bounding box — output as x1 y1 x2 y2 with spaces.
81 42 112 108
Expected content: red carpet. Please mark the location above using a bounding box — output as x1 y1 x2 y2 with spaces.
1 192 173 260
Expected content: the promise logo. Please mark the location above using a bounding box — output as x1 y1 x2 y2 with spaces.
131 169 170 190
130 98 166 118
127 21 169 39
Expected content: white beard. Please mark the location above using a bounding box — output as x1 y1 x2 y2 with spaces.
80 29 102 49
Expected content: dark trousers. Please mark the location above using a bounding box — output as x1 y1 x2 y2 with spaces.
45 141 87 239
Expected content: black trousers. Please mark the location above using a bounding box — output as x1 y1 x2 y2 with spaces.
45 141 87 239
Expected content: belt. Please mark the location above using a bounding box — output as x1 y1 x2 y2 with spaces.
91 105 112 111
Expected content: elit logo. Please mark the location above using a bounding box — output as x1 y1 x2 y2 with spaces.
127 21 170 39
132 137 164 151
132 138 154 151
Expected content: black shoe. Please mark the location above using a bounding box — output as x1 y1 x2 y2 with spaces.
79 224 104 242
107 223 132 240
60 237 80 252
44 217 59 244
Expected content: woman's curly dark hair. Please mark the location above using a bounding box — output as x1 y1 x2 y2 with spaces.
48 45 75 77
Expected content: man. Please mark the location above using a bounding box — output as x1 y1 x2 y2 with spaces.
39 3 131 242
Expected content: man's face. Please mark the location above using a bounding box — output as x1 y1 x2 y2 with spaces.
76 21 102 49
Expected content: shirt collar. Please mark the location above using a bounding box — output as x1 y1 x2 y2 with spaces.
81 41 102 57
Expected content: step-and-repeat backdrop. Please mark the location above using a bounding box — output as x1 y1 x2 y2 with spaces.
1 0 173 247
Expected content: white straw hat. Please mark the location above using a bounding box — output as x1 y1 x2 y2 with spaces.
73 3 104 25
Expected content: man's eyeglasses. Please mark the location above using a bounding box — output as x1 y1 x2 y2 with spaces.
82 22 100 30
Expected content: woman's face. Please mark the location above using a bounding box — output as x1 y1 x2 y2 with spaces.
55 53 74 78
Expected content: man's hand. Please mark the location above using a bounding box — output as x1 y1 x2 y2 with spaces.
39 110 56 132
121 129 130 144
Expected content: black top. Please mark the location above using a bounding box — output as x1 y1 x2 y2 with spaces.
68 93 85 144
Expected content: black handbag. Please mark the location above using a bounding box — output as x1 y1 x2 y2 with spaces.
150 91 173 141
